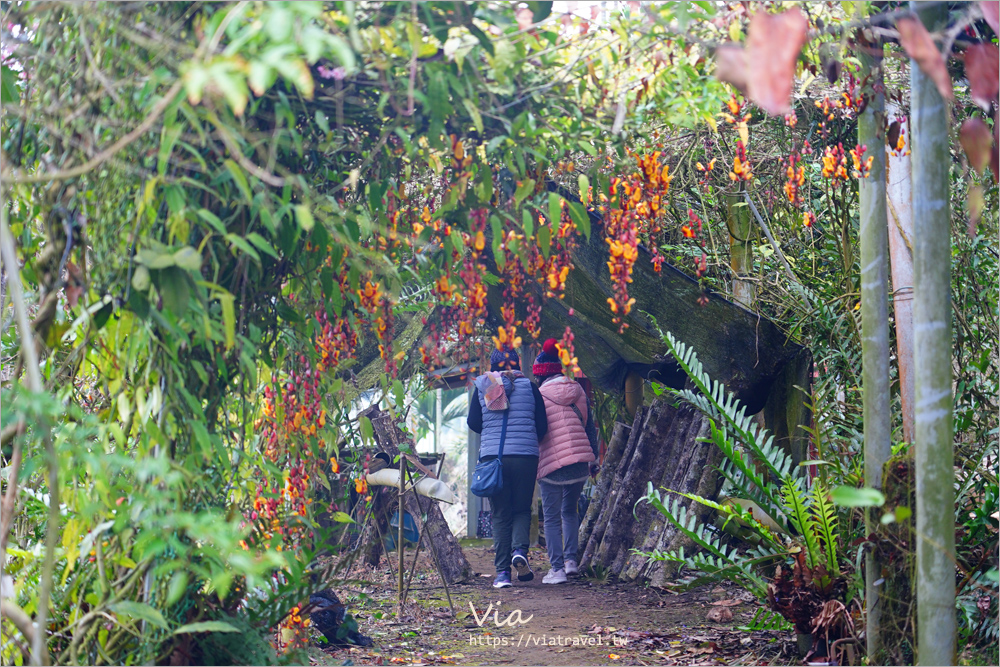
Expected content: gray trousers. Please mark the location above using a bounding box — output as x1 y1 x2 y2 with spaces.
539 479 585 570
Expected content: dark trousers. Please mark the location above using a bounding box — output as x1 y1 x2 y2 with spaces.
487 455 539 573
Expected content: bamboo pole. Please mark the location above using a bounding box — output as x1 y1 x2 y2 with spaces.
909 3 956 664
397 454 405 615
726 187 754 309
886 102 916 446
858 38 893 661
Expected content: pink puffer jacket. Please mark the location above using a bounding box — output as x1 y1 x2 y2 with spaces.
536 375 595 479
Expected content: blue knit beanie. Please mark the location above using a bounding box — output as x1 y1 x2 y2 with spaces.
490 348 520 371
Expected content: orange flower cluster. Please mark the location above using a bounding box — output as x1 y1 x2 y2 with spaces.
261 365 327 462
695 158 716 191
358 280 383 314
277 604 311 652
555 326 581 378
729 140 753 183
456 209 489 336
601 150 675 331
314 310 358 372
540 201 578 299
375 295 399 377
850 144 874 179
821 143 849 185
784 153 806 206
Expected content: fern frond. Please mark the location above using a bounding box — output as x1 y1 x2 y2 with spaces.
809 480 840 577
669 488 784 553
651 321 803 487
781 478 822 570
738 607 794 632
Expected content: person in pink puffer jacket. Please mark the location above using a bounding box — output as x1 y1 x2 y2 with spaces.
532 339 599 584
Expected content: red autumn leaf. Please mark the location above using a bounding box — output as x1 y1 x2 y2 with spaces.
714 43 748 95
896 16 954 101
745 8 809 115
964 43 999 110
982 1 999 36
960 117 992 175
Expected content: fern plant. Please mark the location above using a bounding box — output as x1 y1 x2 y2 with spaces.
637 320 848 612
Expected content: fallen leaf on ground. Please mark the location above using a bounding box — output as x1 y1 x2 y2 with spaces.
710 599 742 607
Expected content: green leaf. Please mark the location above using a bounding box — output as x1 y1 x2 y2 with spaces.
522 208 534 239
830 486 885 508
548 192 563 227
110 601 168 629
173 621 241 635
224 159 253 205
225 234 261 263
359 416 374 445
1 65 20 104
197 209 227 234
578 174 590 205
158 125 182 177
513 178 535 208
567 202 590 240
173 246 203 272
295 204 315 232
462 99 483 134
332 511 355 524
246 232 279 258
219 292 236 351
158 266 192 317
538 225 551 260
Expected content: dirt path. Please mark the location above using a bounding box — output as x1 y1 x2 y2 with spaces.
313 545 797 666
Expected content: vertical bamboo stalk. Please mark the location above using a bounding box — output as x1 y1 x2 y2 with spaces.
858 38 892 661
727 187 755 309
886 102 916 446
909 3 956 664
397 455 405 614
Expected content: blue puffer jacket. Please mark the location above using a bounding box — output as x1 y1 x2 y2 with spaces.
475 373 539 458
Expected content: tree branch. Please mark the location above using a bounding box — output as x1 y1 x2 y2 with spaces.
3 79 183 185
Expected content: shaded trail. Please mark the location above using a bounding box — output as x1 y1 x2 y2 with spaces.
317 546 797 666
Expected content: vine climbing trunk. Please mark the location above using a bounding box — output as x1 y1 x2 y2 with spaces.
909 3 956 664
858 38 892 662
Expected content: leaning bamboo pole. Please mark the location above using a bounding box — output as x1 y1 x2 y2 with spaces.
909 3 956 664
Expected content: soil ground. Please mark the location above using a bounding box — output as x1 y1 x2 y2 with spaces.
310 541 798 666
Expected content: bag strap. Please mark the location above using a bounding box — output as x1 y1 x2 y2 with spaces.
569 402 586 427
497 409 510 460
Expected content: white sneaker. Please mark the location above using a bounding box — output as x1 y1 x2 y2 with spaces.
564 559 579 576
543 568 568 584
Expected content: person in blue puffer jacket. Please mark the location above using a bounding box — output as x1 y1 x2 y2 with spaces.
467 348 548 588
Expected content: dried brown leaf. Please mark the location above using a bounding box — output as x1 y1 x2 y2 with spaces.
745 8 809 115
960 117 993 175
967 185 985 236
887 120 902 149
896 16 954 101
710 599 743 607
964 43 999 110
714 43 748 95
